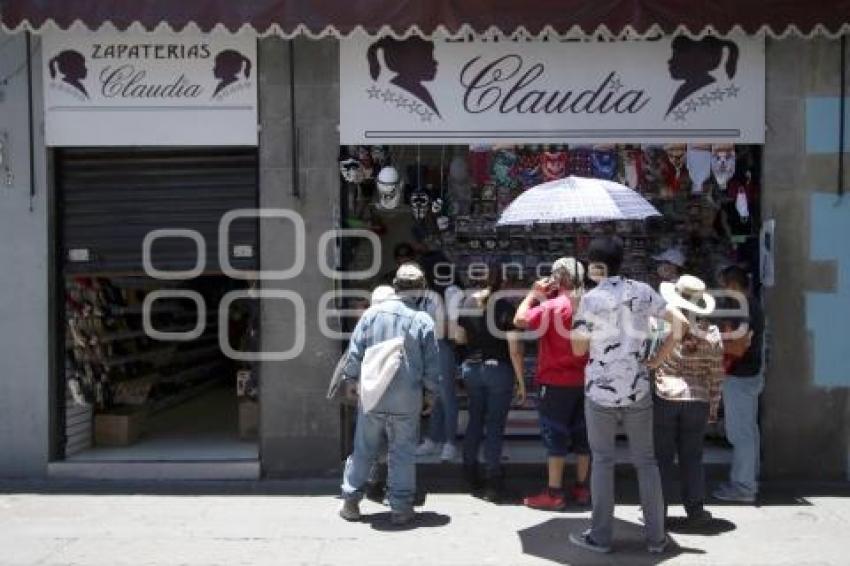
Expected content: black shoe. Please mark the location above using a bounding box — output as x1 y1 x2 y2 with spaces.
365 481 387 504
685 508 713 525
483 476 504 503
463 464 482 493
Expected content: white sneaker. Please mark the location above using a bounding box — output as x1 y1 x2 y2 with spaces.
415 439 439 456
440 443 457 462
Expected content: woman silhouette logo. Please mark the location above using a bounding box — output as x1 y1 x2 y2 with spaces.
48 50 89 98
213 50 252 97
367 37 440 117
666 36 739 116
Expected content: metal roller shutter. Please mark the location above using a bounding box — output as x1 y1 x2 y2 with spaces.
58 147 259 275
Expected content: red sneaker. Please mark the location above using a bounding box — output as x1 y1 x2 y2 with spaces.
523 489 567 511
570 484 591 506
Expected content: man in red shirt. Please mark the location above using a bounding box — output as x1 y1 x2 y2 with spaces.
514 257 591 510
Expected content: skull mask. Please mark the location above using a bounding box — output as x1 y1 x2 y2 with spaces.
376 166 402 210
339 158 365 184
431 197 444 215
410 191 431 220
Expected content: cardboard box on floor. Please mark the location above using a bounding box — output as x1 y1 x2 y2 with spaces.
95 409 146 446
239 400 259 440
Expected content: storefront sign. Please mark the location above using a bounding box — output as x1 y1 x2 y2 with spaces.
340 35 764 144
43 31 257 146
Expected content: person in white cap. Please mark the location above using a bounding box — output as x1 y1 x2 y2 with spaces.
339 263 440 526
652 247 687 286
653 275 725 527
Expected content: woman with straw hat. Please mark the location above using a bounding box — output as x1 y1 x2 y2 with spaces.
651 275 725 527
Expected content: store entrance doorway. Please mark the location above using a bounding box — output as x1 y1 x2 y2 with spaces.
337 143 762 466
54 148 261 471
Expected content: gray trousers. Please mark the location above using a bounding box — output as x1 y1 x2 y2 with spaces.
585 394 665 547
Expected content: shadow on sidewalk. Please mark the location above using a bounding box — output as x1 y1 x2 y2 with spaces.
518 517 705 565
362 510 451 532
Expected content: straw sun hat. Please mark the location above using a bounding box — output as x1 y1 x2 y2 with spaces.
660 274 716 316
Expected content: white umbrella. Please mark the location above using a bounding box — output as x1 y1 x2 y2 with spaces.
497 176 661 226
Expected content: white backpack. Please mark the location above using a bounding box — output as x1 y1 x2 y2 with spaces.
359 318 413 413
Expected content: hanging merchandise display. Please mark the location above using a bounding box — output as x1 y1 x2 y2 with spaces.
410 191 431 220
568 146 594 177
357 145 375 180
664 143 690 195
339 157 365 184
541 146 568 181
448 154 472 215
339 144 762 423
620 147 644 190
376 165 402 210
491 147 519 188
590 146 618 181
711 143 737 190
687 143 712 194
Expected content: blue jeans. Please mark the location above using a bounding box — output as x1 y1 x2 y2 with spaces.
427 340 459 444
342 410 419 511
723 375 764 496
462 360 514 478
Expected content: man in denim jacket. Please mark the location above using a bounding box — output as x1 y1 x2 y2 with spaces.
339 263 440 526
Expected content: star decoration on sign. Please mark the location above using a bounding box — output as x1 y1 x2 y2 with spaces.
673 109 688 122
710 88 725 102
698 93 712 106
725 83 740 97
366 85 381 99
609 75 624 93
685 100 698 112
370 86 438 122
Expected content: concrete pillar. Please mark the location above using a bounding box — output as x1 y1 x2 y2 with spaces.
761 38 850 480
0 33 51 477
257 37 342 477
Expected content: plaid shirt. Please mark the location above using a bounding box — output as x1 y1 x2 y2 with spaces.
653 322 725 421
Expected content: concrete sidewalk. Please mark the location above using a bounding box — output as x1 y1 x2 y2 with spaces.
0 480 848 565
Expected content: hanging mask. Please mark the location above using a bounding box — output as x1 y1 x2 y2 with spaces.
541 149 568 181
370 145 390 168
735 185 750 220
687 144 712 194
480 184 496 201
410 191 431 220
641 145 673 195
590 148 618 180
711 144 736 190
620 148 643 190
491 149 518 187
517 150 542 187
357 146 374 180
431 197 444 214
436 216 450 231
376 166 402 210
339 158 365 184
448 155 472 203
